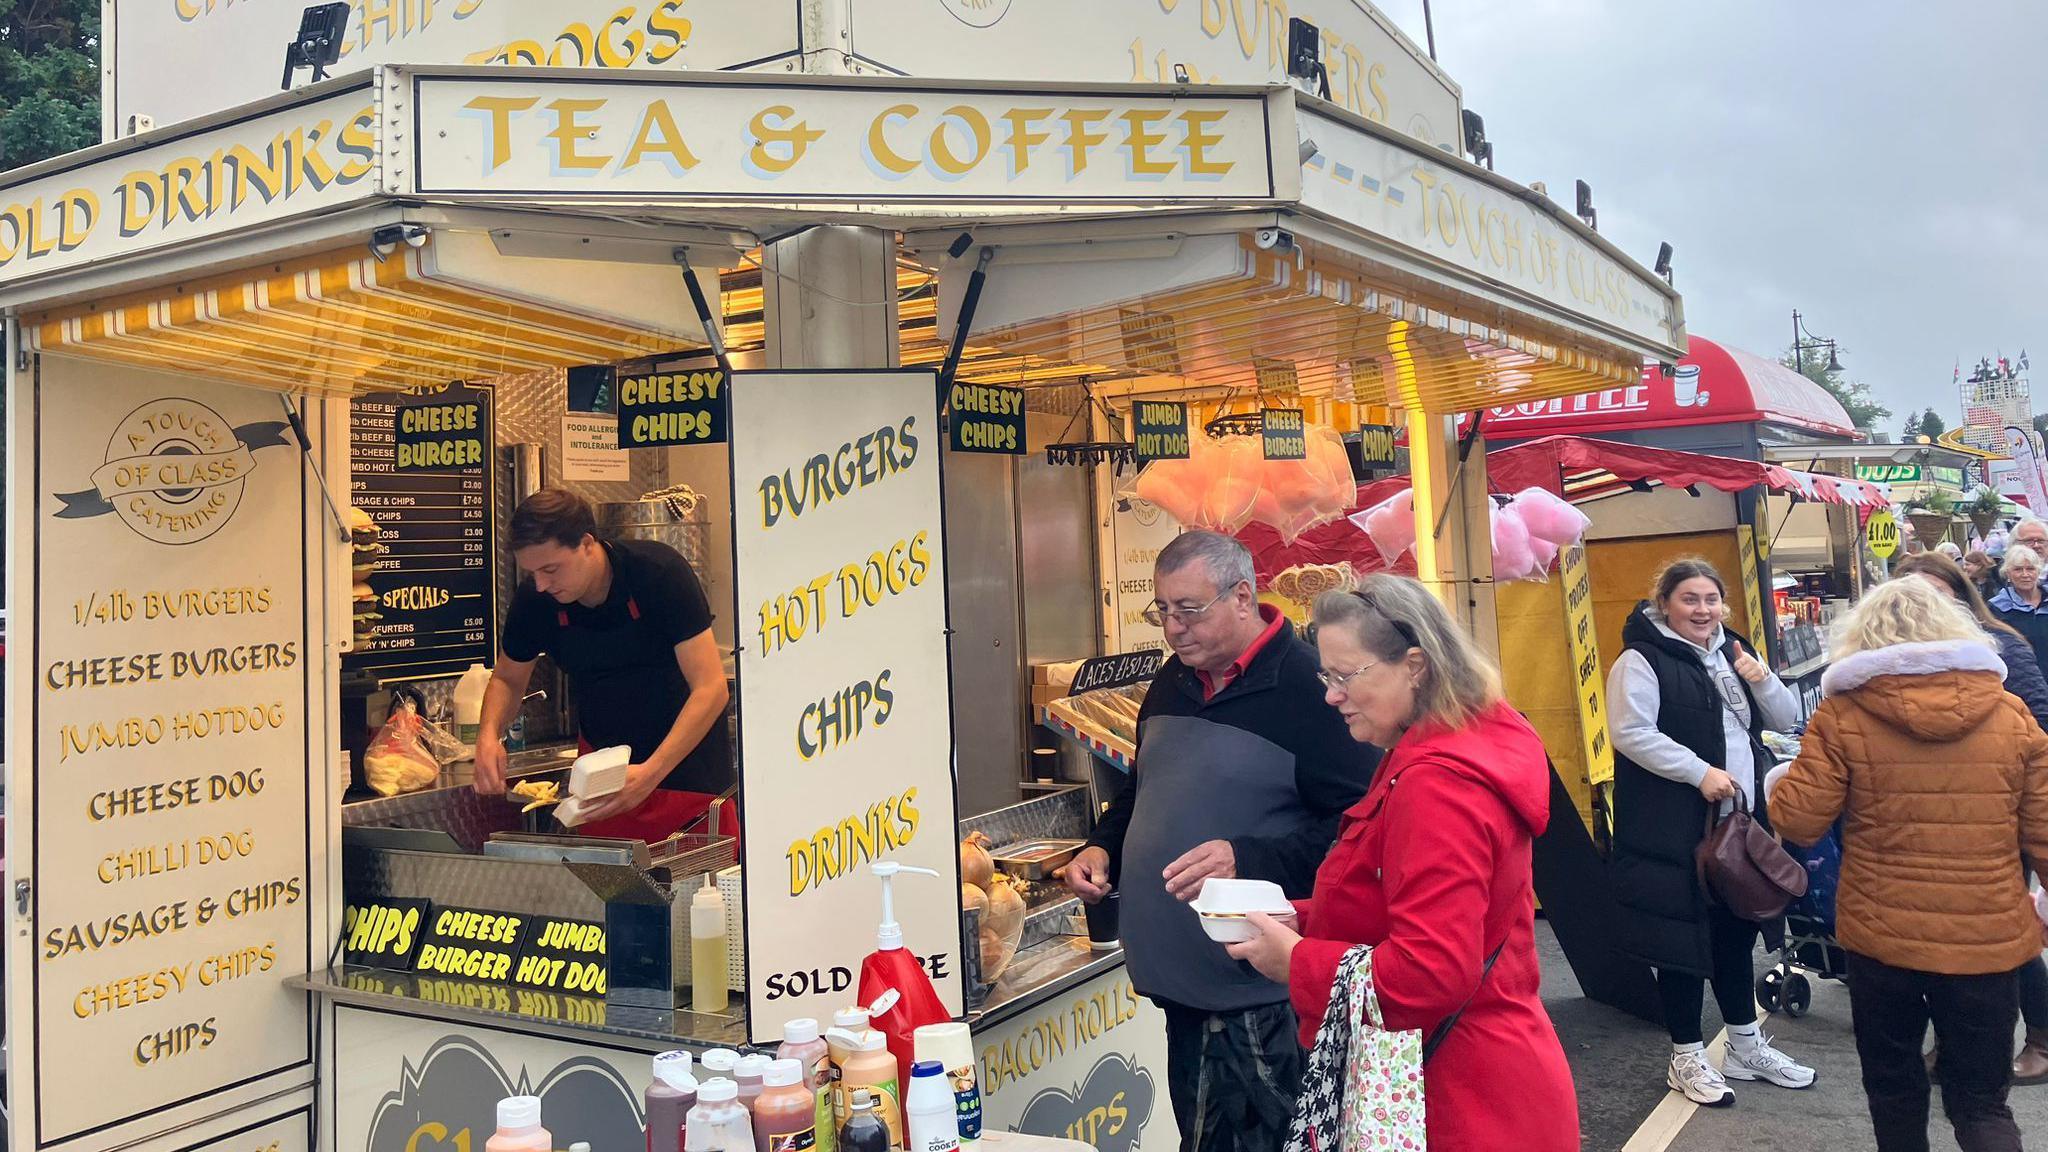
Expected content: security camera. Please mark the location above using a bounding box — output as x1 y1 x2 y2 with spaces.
1254 228 1297 253
1298 137 1320 164
369 224 430 261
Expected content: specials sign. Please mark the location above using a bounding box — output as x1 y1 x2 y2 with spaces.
24 364 313 1145
729 370 964 1041
346 382 497 683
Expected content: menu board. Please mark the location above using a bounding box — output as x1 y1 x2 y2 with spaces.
346 383 497 682
29 367 313 1143
730 370 964 1041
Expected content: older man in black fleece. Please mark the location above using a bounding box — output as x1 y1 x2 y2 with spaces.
1064 531 1379 1152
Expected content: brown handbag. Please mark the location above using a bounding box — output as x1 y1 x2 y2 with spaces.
1696 807 1809 921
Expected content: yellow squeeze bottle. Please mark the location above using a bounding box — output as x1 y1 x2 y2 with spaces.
692 875 729 1014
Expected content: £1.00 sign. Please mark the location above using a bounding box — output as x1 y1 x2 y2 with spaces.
1866 510 1900 559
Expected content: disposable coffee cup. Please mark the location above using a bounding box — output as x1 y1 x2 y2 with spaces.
1083 891 1121 949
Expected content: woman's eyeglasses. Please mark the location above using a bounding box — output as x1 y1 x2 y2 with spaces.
1317 661 1380 691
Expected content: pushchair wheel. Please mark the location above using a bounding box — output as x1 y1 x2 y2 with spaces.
1783 973 1812 1018
1756 969 1784 1013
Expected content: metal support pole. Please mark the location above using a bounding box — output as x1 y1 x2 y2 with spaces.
675 248 732 379
937 247 996 401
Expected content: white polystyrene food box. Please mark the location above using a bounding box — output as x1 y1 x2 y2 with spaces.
568 744 631 798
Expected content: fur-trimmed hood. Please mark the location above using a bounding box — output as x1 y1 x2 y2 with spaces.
1821 638 2008 743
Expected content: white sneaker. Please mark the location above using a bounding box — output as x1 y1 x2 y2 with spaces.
1668 1050 1735 1106
1723 1034 1817 1089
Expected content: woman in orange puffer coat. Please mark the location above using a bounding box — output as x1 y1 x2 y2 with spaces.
1769 577 2048 1152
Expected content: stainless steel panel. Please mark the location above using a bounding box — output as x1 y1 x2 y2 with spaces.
944 446 1026 817
1019 411 1102 667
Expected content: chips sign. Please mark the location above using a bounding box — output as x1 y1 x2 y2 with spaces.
1357 424 1398 468
341 899 431 971
1261 408 1307 460
1132 401 1190 463
1866 510 1900 559
617 368 728 447
948 382 1026 455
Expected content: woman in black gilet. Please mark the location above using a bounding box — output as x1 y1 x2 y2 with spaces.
1607 558 1813 1106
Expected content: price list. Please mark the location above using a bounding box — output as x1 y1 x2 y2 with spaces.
346 382 497 682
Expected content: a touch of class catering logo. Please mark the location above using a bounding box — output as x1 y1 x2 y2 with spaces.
941 0 1011 27
54 398 290 545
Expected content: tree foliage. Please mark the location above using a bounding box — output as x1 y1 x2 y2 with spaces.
1780 343 1891 433
1902 408 1949 442
0 0 99 172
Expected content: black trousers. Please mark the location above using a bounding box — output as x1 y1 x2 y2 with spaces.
2019 954 2048 1031
1846 951 2022 1152
1158 1000 1303 1152
1656 904 1761 1045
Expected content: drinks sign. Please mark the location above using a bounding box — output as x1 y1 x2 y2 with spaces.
729 370 964 1041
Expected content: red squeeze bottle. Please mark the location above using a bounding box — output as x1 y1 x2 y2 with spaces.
856 863 953 1089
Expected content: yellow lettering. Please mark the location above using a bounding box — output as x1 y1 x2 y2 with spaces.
866 104 919 176
464 96 539 172
546 98 612 171
930 105 991 176
621 100 699 174
749 106 824 174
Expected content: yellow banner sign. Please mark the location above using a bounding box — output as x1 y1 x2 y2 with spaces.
1560 542 1613 787
1737 525 1770 656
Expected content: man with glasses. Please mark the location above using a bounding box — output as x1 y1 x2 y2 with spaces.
1063 531 1377 1152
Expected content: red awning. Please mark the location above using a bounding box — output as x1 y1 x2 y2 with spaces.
1765 465 1890 509
1445 334 1858 439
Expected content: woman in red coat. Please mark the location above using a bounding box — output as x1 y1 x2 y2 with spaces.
1227 576 1578 1151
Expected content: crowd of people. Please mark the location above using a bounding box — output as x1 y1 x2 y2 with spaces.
1065 527 2048 1152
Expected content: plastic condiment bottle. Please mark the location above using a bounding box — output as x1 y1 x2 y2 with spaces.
778 1019 834 1152
754 1058 818 1152
826 1030 901 1149
913 1023 980 1143
701 1050 742 1081
824 1010 871 1135
838 1091 889 1152
692 877 730 1014
486 1096 551 1152
906 1062 961 1152
735 1054 773 1109
453 663 491 745
685 1079 755 1152
648 1051 700 1152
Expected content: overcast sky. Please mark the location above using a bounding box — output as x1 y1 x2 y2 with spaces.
1371 0 2048 433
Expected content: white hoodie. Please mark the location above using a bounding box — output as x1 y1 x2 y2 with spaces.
1606 612 1801 812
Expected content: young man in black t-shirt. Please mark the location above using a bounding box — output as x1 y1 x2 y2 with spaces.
475 489 734 841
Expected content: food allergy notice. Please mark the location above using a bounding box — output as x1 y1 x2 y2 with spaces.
347 382 497 682
31 365 313 1142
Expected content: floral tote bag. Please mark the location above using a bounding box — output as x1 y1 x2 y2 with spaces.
1284 946 1428 1152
